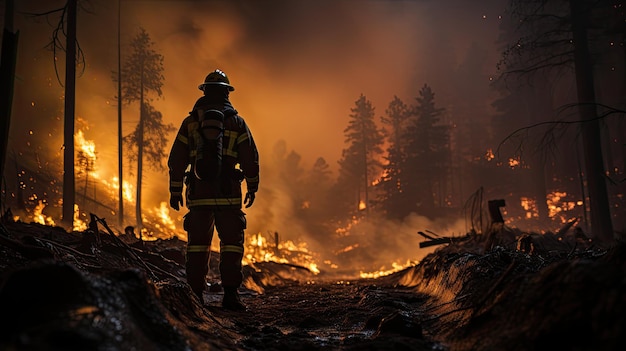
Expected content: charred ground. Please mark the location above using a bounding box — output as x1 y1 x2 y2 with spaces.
1 218 625 351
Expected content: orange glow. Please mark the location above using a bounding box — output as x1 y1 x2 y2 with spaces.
107 177 135 204
243 232 321 274
546 191 578 223
31 200 55 226
485 148 495 161
73 204 88 232
520 197 539 219
76 130 97 163
154 202 176 231
358 201 367 210
508 157 520 168
359 260 415 279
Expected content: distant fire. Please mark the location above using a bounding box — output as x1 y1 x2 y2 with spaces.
243 232 321 274
485 148 495 161
359 259 415 279
73 204 88 231
147 202 177 232
546 191 579 222
32 200 55 226
520 197 539 219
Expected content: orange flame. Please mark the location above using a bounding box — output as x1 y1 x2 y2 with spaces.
73 204 88 232
31 200 55 226
359 259 415 279
243 232 320 274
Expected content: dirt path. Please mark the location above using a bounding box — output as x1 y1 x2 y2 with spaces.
204 281 439 350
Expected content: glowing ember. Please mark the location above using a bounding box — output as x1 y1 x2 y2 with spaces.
547 191 577 218
485 148 495 161
358 201 367 210
520 197 539 219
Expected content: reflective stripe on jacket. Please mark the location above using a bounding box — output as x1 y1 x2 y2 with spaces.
168 100 259 209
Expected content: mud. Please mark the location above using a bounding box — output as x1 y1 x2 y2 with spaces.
1 220 625 350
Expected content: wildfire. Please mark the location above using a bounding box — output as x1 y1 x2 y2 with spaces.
152 202 177 231
359 259 415 279
335 216 360 237
76 130 97 163
508 157 520 169
547 191 578 221
520 197 539 219
73 204 88 231
485 148 495 161
243 232 321 274
31 200 55 226
106 177 134 203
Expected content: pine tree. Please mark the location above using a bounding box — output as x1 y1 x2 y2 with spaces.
377 96 410 219
403 84 450 218
335 94 384 217
119 27 165 229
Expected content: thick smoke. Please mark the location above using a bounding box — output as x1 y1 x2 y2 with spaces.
5 0 506 275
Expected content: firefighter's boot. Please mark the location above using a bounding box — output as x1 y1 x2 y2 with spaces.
222 287 246 311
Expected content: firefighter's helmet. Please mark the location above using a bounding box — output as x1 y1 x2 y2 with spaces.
198 69 235 91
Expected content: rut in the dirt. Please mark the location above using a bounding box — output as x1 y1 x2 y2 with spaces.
1 220 626 350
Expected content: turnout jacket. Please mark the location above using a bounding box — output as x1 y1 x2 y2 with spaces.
168 97 259 209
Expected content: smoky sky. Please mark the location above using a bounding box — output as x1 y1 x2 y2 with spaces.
7 0 507 169
5 0 509 270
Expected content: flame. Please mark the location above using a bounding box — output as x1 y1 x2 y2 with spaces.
359 259 415 279
546 191 578 220
76 130 97 162
508 157 520 168
243 232 321 274
485 148 495 161
371 169 388 186
31 200 55 226
520 197 539 219
73 204 88 231
335 216 360 237
153 202 177 231
358 200 367 210
105 177 135 203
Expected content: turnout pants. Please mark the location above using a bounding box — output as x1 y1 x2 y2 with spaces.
183 207 246 298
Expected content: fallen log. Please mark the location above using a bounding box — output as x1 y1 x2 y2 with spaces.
419 237 452 248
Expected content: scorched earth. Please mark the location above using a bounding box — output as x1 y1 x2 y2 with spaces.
1 218 625 351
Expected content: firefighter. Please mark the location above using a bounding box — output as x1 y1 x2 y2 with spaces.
168 69 259 311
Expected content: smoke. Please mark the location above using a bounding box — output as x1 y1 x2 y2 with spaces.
6 0 507 275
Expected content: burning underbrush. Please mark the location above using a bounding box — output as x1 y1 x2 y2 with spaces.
1 215 625 350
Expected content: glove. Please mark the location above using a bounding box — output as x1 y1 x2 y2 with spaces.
170 194 183 211
244 192 256 208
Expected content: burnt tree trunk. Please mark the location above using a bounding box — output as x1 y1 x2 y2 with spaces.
0 0 18 202
135 68 145 232
117 0 124 228
62 0 77 228
569 0 614 241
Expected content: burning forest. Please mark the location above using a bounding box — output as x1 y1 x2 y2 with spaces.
1 0 626 350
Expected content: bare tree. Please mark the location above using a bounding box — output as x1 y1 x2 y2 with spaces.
24 0 91 229
117 27 165 230
0 0 19 210
498 0 619 241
